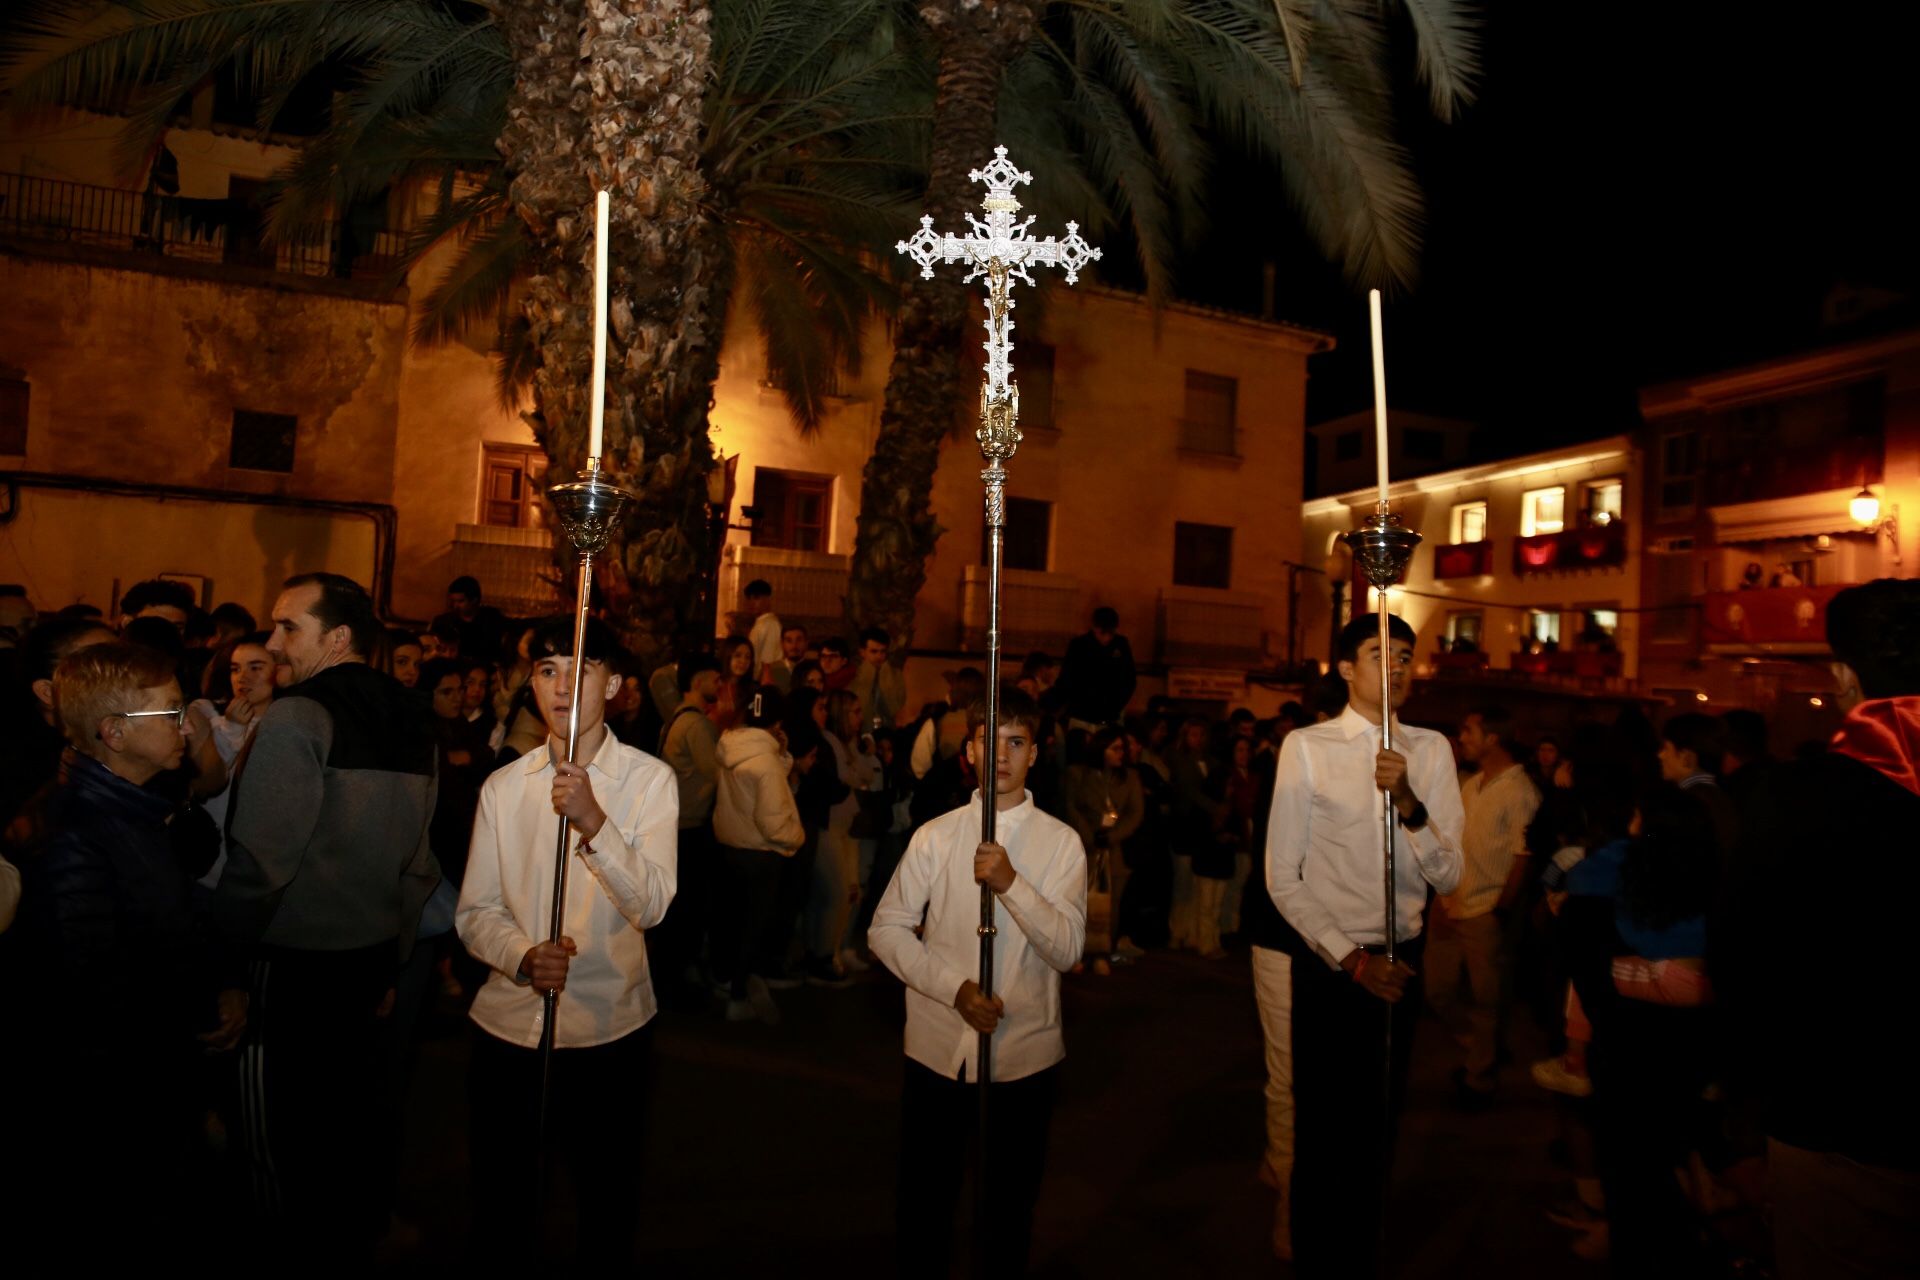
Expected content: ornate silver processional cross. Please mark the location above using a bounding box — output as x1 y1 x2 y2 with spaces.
895 149 1099 1119
897 146 1100 538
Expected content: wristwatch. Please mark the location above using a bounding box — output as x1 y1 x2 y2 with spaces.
1402 800 1429 832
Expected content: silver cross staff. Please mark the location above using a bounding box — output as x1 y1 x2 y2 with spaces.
896 146 1098 1267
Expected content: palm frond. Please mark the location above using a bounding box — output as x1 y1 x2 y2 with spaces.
1397 0 1480 121
493 311 538 412
1153 0 1423 286
1267 0 1315 87
411 214 523 346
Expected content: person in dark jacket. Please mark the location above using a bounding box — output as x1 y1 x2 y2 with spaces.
15 642 246 1261
1560 784 1720 1277
418 656 492 891
1058 606 1136 729
781 688 849 985
215 572 439 1258
1119 717 1175 950
1715 579 1920 1280
1167 716 1222 951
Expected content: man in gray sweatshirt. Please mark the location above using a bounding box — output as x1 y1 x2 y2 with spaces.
654 652 722 1006
215 572 439 1256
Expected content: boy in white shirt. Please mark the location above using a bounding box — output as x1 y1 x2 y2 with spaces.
1264 613 1464 1276
455 617 678 1266
743 578 783 683
869 685 1087 1277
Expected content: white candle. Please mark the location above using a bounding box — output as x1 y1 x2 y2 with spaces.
1369 288 1388 507
588 189 610 461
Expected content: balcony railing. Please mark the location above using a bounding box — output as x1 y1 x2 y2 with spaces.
0 170 405 282
1512 523 1627 575
960 566 1082 653
1158 586 1266 667
451 523 563 619
1700 584 1846 651
1432 540 1493 579
721 543 850 641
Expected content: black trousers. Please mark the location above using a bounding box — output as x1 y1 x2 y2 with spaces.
649 823 713 1005
468 1022 656 1266
856 828 907 945
896 1060 1057 1279
765 826 819 969
236 941 397 1257
1590 1000 1712 1276
1289 934 1424 1279
715 844 782 998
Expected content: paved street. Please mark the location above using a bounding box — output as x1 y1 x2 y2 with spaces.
391 944 1599 1277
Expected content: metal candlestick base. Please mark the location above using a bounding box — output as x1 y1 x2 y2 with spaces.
1343 507 1422 588
549 463 637 555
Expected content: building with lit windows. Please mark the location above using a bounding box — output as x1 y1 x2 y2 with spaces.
1298 435 1640 686
1633 325 1920 728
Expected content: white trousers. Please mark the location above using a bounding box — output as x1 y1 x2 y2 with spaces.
1250 945 1296 1191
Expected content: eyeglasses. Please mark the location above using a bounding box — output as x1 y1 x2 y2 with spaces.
112 706 189 730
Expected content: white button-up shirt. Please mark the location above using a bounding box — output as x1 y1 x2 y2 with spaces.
870 792 1086 1083
456 731 679 1048
1447 763 1541 920
1264 706 1464 968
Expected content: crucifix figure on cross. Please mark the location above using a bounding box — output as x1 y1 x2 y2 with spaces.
894 146 1099 1270
898 148 1100 515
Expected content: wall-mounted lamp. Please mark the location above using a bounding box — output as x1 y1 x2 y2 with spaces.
1850 486 1902 565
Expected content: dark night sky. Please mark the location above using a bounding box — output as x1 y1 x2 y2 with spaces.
1166 2 1920 453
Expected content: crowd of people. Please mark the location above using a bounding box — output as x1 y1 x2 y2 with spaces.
0 568 1914 1278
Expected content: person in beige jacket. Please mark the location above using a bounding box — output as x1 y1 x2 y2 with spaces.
713 686 804 1023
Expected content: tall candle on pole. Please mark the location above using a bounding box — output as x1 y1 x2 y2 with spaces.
1343 287 1421 1267
1370 288 1389 513
537 185 636 1190
588 188 610 461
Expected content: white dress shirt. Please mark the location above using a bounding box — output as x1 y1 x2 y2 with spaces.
188 698 259 890
456 731 679 1048
749 612 784 673
1447 763 1541 920
870 792 1087 1083
1264 705 1464 969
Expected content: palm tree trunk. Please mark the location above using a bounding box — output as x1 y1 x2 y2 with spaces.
846 0 1036 651
499 0 726 668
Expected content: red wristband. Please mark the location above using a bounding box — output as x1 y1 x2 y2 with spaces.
1351 953 1369 983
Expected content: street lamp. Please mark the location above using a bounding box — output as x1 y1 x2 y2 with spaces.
1850 486 1902 566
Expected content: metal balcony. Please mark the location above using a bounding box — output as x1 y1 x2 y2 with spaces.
0 170 405 283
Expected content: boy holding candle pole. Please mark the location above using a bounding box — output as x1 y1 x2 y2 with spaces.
1264 612 1463 1276
869 684 1087 1277
455 616 678 1265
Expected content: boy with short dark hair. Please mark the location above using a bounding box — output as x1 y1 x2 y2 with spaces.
743 579 783 683
848 625 906 727
118 578 197 631
818 635 854 691
869 685 1086 1276
1657 711 1738 854
455 616 678 1265
1264 613 1464 1275
769 622 809 692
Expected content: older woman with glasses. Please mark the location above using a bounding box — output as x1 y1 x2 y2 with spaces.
14 641 247 1258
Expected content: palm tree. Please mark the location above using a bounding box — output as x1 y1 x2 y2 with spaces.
845 0 1481 649
3 0 925 658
